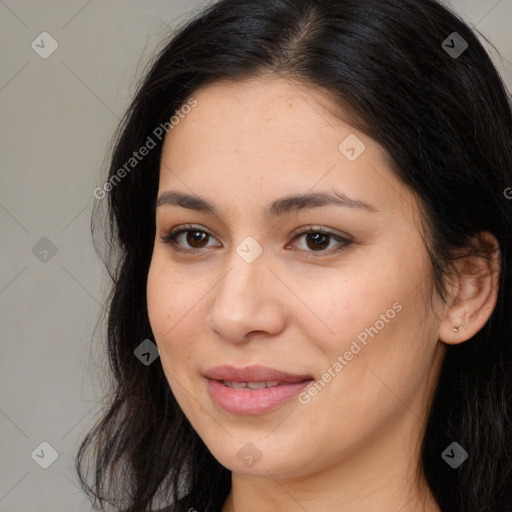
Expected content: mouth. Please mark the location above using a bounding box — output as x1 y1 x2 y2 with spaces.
204 365 314 414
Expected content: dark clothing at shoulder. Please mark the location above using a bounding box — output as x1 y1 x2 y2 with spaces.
154 496 194 512
154 492 218 512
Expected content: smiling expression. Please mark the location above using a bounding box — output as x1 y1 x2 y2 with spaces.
146 76 446 478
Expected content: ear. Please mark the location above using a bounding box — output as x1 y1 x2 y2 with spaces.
438 231 501 345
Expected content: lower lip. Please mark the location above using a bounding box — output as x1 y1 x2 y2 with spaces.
207 378 313 415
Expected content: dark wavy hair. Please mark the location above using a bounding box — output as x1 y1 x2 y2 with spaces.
75 0 512 511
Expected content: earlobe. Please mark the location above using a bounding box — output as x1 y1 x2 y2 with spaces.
438 232 501 345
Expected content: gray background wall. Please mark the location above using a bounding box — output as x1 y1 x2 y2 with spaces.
0 1 510 511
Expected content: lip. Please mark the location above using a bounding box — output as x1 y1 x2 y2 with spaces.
204 365 314 415
204 364 313 383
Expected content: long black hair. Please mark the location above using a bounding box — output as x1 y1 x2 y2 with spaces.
76 1 512 511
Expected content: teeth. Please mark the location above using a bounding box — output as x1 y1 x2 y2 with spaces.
222 380 281 389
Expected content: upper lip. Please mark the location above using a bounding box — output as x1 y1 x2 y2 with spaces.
204 365 313 383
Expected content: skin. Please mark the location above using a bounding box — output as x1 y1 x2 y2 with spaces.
146 76 500 512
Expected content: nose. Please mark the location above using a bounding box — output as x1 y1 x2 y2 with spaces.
206 247 287 344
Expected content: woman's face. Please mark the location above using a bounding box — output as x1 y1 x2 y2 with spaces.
147 77 447 478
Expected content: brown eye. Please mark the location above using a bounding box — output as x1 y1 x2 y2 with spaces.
159 224 220 252
289 227 352 257
303 232 330 251
185 230 210 248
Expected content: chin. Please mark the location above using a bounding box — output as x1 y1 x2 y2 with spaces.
209 438 310 478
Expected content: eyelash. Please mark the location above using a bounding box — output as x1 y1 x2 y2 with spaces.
159 223 352 258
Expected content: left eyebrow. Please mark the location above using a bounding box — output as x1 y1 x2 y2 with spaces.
155 190 379 216
264 190 379 217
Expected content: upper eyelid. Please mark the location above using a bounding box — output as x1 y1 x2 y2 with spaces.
164 224 350 241
162 224 352 251
166 224 219 242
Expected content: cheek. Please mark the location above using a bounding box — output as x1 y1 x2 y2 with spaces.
147 257 189 337
146 264 199 409
146 262 170 340
299 269 397 349
146 259 205 370
147 262 185 371
302 261 429 393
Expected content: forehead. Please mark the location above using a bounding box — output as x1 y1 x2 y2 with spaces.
157 77 416 221
161 78 373 171
163 77 361 155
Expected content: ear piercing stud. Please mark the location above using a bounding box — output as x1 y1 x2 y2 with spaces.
453 322 467 333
